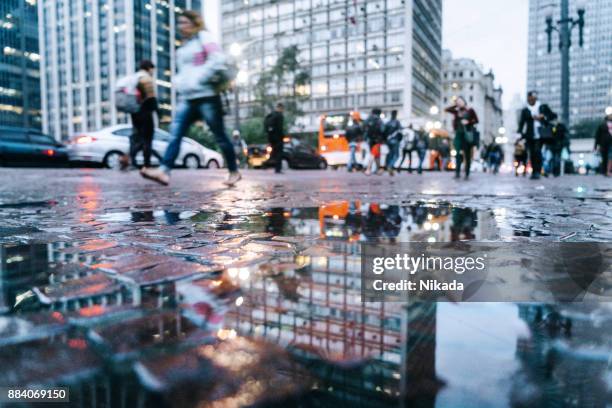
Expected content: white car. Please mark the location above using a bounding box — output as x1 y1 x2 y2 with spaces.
67 124 224 170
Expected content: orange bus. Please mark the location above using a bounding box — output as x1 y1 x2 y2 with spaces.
318 112 367 168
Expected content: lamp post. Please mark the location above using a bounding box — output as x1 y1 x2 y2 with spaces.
545 0 585 126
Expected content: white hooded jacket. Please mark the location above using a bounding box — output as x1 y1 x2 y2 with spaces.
173 30 234 101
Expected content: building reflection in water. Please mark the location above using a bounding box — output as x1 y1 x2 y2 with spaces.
222 201 494 405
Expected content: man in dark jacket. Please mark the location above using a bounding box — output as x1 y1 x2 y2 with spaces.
594 108 612 176
517 91 556 180
265 103 285 174
384 110 402 175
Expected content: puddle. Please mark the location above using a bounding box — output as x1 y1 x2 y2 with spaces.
0 200 58 209
96 210 215 225
0 201 609 406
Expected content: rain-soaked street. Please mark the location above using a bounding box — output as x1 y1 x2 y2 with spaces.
0 168 610 407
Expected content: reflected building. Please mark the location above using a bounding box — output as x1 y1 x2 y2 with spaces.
0 0 41 129
223 203 446 405
220 0 443 130
38 0 204 140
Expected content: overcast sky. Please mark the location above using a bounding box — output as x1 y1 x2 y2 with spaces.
443 0 529 107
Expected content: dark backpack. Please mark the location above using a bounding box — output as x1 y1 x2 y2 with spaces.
264 113 275 135
365 117 383 143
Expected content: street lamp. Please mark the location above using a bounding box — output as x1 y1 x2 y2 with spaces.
429 105 439 116
545 1 585 126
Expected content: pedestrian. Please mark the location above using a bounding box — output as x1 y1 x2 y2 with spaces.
593 107 612 177
488 142 503 174
118 60 159 171
445 96 479 179
232 130 248 169
548 119 567 177
398 124 416 172
439 137 451 171
517 91 556 180
141 10 240 186
345 111 363 173
264 103 285 174
413 127 429 174
513 139 527 177
364 108 385 176
384 110 402 175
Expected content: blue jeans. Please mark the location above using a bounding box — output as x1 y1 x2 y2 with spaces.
416 148 426 173
162 95 237 173
347 142 358 172
386 139 400 169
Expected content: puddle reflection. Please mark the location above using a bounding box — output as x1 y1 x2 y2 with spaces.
0 201 609 407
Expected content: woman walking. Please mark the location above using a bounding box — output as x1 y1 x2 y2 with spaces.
142 10 240 186
445 97 479 179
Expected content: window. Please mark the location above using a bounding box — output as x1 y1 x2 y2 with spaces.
29 133 56 144
155 130 171 141
112 128 133 137
0 129 28 142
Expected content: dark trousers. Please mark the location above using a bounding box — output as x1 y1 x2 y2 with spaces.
455 146 472 177
527 139 543 176
270 141 283 172
130 110 156 167
601 146 609 175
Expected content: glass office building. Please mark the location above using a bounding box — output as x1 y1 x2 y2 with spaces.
0 0 41 129
39 0 203 140
221 0 442 130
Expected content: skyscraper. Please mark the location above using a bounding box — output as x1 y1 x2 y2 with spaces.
527 0 612 129
0 0 41 129
221 0 442 130
38 0 204 140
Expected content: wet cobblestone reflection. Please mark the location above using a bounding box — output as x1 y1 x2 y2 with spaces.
0 169 610 407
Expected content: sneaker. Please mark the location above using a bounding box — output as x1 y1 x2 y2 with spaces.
223 171 242 186
140 168 170 186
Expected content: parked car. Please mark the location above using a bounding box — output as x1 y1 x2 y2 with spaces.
248 139 327 170
247 145 270 169
0 126 68 167
67 125 224 169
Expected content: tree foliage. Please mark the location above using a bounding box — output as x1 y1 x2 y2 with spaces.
571 118 601 139
241 45 311 145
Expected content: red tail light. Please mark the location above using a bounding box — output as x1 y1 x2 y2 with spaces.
44 149 55 156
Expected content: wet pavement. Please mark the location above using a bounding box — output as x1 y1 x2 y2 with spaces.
0 168 610 407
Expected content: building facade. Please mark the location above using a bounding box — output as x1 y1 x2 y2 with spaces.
442 50 503 144
527 0 612 128
220 0 442 131
38 0 204 140
0 0 41 129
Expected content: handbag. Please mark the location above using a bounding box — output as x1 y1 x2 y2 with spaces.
538 125 554 143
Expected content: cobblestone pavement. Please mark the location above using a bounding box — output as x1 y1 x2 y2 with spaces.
0 168 610 407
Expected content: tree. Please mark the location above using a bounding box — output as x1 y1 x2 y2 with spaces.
571 118 600 139
187 124 219 152
241 45 311 144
